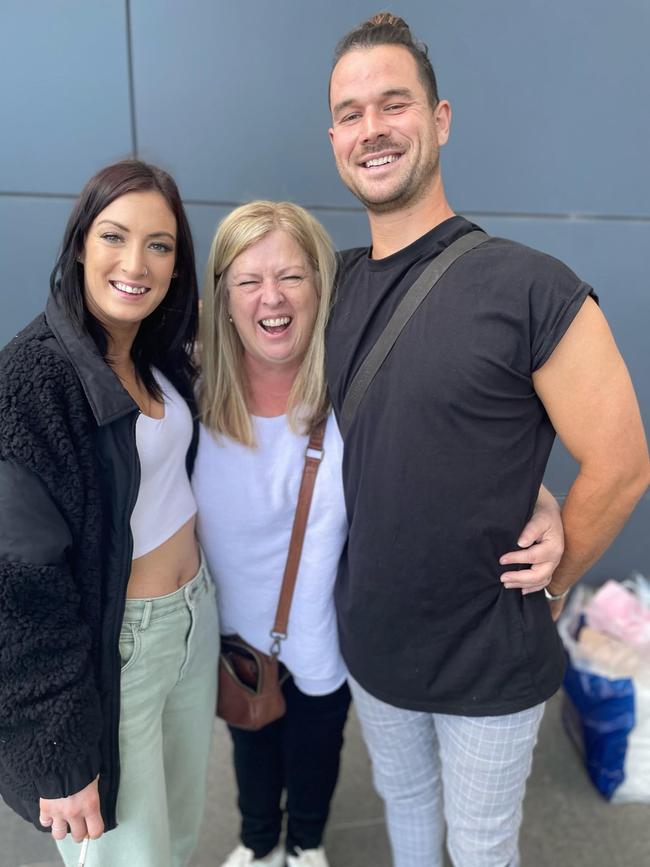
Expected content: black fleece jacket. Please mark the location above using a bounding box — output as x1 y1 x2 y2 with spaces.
0 296 198 831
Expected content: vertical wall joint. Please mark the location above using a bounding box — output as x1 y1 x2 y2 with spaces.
125 0 138 157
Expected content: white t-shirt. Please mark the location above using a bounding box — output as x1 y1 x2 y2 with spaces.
193 413 348 695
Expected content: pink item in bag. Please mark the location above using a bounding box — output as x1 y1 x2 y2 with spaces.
585 579 650 649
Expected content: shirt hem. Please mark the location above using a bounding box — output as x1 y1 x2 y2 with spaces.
293 669 349 696
132 507 197 560
532 281 596 371
346 662 561 716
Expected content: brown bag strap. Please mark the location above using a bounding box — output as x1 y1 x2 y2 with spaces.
269 417 327 654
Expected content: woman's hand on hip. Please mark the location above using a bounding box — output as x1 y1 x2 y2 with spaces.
498 484 564 594
39 776 104 842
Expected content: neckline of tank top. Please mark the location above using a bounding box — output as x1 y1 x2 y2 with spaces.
138 406 166 423
137 368 175 422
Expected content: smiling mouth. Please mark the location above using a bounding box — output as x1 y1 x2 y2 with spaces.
361 153 402 169
259 316 292 334
110 280 150 296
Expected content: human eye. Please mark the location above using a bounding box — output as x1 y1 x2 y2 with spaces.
235 279 261 292
340 111 361 124
385 102 406 113
100 232 123 243
149 241 173 253
280 274 304 288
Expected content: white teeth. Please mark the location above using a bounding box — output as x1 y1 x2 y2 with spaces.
113 281 148 295
261 316 291 327
364 154 400 168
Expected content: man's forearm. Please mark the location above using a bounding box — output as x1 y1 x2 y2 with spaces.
548 466 649 595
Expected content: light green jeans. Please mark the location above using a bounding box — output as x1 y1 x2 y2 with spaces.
56 560 219 867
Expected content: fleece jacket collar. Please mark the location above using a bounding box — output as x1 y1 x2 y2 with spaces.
45 295 137 427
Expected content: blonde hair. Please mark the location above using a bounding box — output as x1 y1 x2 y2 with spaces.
199 201 337 446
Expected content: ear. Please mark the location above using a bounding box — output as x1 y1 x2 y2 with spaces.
434 100 452 146
328 126 335 146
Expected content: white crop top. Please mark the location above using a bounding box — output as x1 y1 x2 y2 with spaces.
130 370 197 559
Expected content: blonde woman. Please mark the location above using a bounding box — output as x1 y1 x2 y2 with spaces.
193 202 565 867
194 202 347 867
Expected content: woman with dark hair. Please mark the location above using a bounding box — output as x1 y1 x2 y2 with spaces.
0 160 218 867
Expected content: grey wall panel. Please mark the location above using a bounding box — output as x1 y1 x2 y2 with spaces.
435 0 650 217
0 1 132 194
0 197 73 345
185 203 233 288
295 209 371 254
131 0 351 204
130 0 649 215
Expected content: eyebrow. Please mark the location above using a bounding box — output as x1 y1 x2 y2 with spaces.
382 87 416 101
232 265 309 278
96 219 176 241
332 98 357 117
332 88 416 118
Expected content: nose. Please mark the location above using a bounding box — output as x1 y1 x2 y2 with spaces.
260 278 284 307
121 243 148 280
360 107 390 144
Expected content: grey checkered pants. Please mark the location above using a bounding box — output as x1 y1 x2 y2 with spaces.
350 676 544 867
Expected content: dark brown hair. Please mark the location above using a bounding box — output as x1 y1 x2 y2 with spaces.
50 159 198 398
331 12 439 108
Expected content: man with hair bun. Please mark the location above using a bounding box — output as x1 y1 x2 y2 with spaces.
326 12 649 867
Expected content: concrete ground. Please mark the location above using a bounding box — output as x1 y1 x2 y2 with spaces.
3 692 648 867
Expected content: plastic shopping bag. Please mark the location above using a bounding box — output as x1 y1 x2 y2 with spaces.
559 579 650 803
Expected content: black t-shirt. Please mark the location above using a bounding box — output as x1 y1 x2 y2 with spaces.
326 216 595 715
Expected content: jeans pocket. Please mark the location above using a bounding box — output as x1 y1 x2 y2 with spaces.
119 622 141 675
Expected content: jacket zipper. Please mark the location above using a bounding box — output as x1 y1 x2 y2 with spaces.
105 410 141 828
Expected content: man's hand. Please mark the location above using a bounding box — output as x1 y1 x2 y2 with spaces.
499 484 564 595
39 777 104 842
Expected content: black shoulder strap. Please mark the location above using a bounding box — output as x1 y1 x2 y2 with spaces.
339 230 489 438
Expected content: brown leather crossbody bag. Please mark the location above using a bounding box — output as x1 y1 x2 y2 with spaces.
216 418 327 730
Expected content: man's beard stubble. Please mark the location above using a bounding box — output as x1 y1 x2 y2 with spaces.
339 145 440 216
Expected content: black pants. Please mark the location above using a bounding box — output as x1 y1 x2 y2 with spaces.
228 676 351 857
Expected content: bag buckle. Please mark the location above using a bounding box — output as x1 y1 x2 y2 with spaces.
269 630 286 657
305 444 324 462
